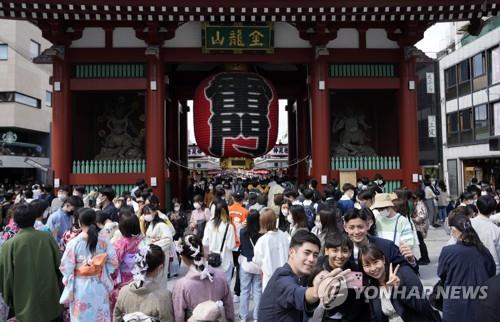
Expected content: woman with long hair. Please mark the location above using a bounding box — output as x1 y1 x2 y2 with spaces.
114 244 174 322
437 180 449 224
59 208 119 322
288 204 309 236
172 235 235 322
202 200 235 285
190 194 211 238
360 244 441 322
438 213 495 322
312 208 343 253
238 209 263 321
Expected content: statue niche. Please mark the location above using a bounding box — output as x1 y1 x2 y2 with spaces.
95 96 145 160
332 110 376 156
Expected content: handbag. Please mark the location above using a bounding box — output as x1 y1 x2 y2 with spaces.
207 222 230 268
429 277 445 311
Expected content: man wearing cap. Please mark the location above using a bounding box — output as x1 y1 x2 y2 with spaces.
229 190 249 302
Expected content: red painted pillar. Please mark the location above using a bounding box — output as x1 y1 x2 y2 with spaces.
399 54 419 189
309 56 331 190
296 94 309 184
146 55 166 207
179 102 189 204
51 56 71 187
287 101 297 178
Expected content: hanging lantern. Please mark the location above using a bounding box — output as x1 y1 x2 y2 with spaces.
193 71 279 169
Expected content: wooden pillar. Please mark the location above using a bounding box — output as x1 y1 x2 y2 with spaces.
51 55 71 187
287 100 298 178
167 96 180 201
296 93 309 184
179 102 189 204
309 56 330 190
399 52 419 189
146 54 166 207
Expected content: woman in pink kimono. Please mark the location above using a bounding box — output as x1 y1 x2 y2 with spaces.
172 234 235 322
59 208 119 322
110 207 144 309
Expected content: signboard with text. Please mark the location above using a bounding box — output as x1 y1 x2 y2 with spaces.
202 23 273 53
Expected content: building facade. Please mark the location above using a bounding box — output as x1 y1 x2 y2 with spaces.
440 17 500 197
0 1 496 205
0 19 52 186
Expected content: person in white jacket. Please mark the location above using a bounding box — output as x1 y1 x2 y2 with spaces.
203 200 236 285
471 195 500 274
253 207 291 290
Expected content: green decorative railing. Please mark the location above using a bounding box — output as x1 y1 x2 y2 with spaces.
384 181 401 193
72 63 146 78
83 184 135 196
72 160 146 174
329 63 398 78
332 156 400 170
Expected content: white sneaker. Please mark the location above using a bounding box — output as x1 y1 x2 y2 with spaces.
233 295 240 303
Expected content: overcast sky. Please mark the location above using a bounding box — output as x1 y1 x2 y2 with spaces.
187 22 455 145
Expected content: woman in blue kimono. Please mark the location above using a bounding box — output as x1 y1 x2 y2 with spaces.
59 207 119 322
437 213 495 322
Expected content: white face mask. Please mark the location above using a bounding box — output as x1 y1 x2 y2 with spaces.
315 221 322 229
114 202 121 209
193 202 201 209
174 205 181 212
379 209 390 218
72 191 80 197
287 214 294 224
96 197 103 206
282 209 289 216
144 214 154 222
58 193 67 201
209 185 213 190
42 209 49 219
481 191 488 196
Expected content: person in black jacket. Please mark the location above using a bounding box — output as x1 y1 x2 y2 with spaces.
311 233 369 322
359 245 441 322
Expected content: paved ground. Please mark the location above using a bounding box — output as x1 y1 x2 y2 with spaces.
167 226 450 321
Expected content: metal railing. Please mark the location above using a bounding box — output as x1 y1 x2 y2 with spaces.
332 156 400 170
72 159 146 174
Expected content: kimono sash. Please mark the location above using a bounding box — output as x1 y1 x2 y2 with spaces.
75 253 108 277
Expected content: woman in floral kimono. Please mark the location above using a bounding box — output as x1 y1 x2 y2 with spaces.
110 207 144 309
59 207 119 322
142 204 174 289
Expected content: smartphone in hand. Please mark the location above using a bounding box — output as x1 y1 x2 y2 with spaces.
346 271 363 289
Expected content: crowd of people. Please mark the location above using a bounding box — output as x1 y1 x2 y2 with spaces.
0 174 499 322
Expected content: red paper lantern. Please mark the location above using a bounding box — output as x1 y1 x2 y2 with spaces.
193 72 278 158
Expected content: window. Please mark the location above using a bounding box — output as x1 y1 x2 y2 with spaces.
473 53 486 77
475 104 489 141
45 91 52 107
445 66 457 100
0 92 15 102
460 109 473 143
15 92 40 108
29 40 40 59
0 44 7 60
493 102 500 136
458 60 471 96
490 47 500 84
447 112 459 145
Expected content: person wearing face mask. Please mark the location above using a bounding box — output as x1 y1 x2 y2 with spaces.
29 199 50 231
312 209 343 254
372 174 385 194
141 204 174 289
372 193 416 249
190 194 211 239
204 183 215 208
46 195 79 244
337 183 355 215
168 198 188 240
96 186 119 222
288 205 310 237
50 185 70 212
